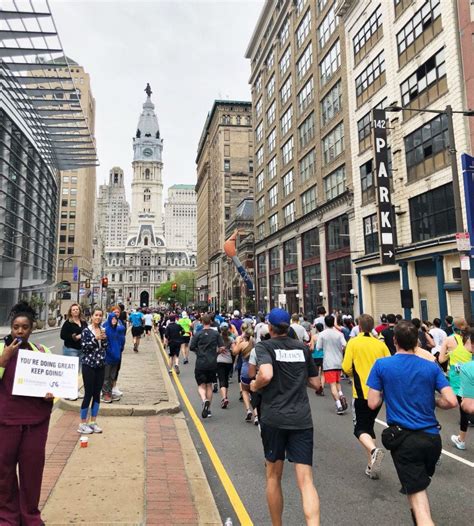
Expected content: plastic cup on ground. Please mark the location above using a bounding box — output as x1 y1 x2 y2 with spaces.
80 436 88 448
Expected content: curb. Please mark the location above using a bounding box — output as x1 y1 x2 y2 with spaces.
58 334 181 416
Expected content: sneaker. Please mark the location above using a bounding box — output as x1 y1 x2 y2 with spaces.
207 410 212 418
168 369 173 375
133 344 138 353
336 406 345 415
88 423 103 434
340 395 348 411
101 394 112 404
202 400 210 419
111 393 121 402
112 387 123 397
77 423 93 434
254 415 259 426
245 410 252 422
174 364 180 375
315 387 325 397
183 359 189 365
451 435 466 450
221 398 229 409
369 448 385 479
365 465 372 478
213 383 218 393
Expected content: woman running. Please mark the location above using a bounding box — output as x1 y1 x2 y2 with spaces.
312 323 325 396
0 302 54 525
439 318 472 450
78 308 107 434
233 327 257 423
217 322 235 408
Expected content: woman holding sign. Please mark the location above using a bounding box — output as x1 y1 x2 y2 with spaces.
78 308 107 434
0 301 54 526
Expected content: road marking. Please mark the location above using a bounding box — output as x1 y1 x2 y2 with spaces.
155 335 253 526
375 418 474 468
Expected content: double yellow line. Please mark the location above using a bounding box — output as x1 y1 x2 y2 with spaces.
156 336 253 526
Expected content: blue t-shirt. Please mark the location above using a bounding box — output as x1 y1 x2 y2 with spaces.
129 311 144 327
367 354 449 434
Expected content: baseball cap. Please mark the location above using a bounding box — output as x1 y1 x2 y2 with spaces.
268 308 290 326
220 322 229 330
233 310 240 317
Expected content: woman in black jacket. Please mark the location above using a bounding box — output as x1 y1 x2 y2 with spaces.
60 303 87 360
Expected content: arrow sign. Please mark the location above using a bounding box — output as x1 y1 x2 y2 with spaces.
383 250 394 259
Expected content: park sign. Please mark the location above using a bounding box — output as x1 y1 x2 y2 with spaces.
373 108 396 265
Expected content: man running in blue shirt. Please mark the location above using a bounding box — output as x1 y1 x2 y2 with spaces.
129 309 144 352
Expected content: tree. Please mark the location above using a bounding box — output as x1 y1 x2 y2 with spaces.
155 271 196 307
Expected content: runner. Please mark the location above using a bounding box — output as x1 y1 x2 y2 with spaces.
429 318 447 359
367 321 457 526
190 314 225 419
379 314 397 355
143 310 153 336
254 313 268 343
315 315 347 414
0 302 54 526
152 311 161 333
312 323 325 396
290 313 310 344
177 311 193 365
217 322 235 409
233 327 256 423
342 314 391 479
312 306 326 328
164 315 184 375
129 308 144 352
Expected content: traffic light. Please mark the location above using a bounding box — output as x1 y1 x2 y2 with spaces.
85 279 91 289
171 282 177 292
101 276 109 288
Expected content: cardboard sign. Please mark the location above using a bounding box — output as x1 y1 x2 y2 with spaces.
13 349 79 399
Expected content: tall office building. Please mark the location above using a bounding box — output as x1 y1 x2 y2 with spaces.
339 0 474 320
195 101 253 311
246 0 354 316
164 184 197 251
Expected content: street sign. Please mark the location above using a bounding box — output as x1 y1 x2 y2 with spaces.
180 284 186 291
56 280 71 291
278 293 287 305
456 232 471 252
373 109 396 266
460 255 471 271
72 266 79 281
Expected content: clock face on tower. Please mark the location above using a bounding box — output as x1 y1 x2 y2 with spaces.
143 148 153 157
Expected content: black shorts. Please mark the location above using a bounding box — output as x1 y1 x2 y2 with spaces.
144 325 152 333
390 431 442 495
260 423 313 466
216 362 233 389
181 335 190 344
353 398 381 439
195 369 217 386
313 358 323 369
168 342 181 357
131 326 144 337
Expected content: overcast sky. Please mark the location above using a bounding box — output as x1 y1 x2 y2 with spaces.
50 0 264 198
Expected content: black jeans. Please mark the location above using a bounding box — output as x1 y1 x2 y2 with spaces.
457 395 469 433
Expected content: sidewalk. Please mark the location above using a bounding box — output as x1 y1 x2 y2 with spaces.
40 333 222 525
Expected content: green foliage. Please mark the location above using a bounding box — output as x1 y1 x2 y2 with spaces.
155 271 196 307
48 299 59 316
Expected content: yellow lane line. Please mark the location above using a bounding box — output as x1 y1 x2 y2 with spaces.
155 335 253 526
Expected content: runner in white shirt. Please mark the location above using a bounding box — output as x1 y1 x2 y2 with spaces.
429 317 447 357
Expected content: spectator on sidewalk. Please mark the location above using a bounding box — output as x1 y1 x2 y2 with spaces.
0 302 54 526
129 308 144 352
79 308 107 435
101 312 125 403
164 315 184 375
109 305 126 399
190 314 225 419
250 307 320 526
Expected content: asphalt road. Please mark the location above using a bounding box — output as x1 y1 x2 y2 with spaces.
28 328 63 355
174 350 474 526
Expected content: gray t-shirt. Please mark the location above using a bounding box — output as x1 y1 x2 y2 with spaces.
290 323 310 343
316 328 346 371
190 328 224 370
255 336 317 430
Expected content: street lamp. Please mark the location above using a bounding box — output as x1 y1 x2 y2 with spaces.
385 104 474 325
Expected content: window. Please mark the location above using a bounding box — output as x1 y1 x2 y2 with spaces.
283 169 294 196
327 214 350 251
324 165 346 200
256 171 264 192
355 52 385 98
296 43 312 80
319 40 340 87
145 168 150 180
62 188 69 195
397 0 441 55
280 75 292 105
298 112 315 149
280 46 291 76
283 201 296 225
224 159 230 172
256 146 264 167
297 77 314 115
268 156 277 179
282 136 294 165
353 5 382 60
267 100 276 125
404 114 448 181
70 200 76 207
302 227 320 259
318 0 328 11
400 48 446 107
301 186 317 215
267 75 275 100
63 176 69 183
296 10 311 48
360 158 375 205
318 6 338 49
357 111 371 143
70 188 77 195
284 238 297 266
269 213 279 234
68 223 75 231
281 106 293 136
299 149 316 183
255 75 262 94
280 18 290 45
296 0 307 15
267 128 276 153
61 211 68 219
266 49 275 69
59 235 66 242
257 223 265 241
364 214 379 254
144 188 151 201
320 81 342 126
256 97 263 119
255 121 263 142
61 199 68 207
409 183 455 242
67 247 74 255
322 122 344 165
71 176 77 184
269 184 278 208
256 196 265 218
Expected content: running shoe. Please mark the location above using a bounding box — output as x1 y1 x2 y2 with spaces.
174 364 180 375
254 415 259 426
368 448 385 479
101 394 112 404
111 393 121 402
207 411 212 418
77 423 93 434
88 423 103 434
340 395 348 411
213 383 218 393
336 406 345 415
365 465 372 478
202 400 210 419
315 387 325 396
112 387 123 397
245 410 252 422
221 398 229 409
451 435 466 450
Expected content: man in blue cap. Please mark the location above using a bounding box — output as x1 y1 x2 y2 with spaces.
250 307 320 526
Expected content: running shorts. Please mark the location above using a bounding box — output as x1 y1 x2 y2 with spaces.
181 335 190 344
353 398 381 439
260 423 313 466
313 358 323 370
168 342 181 357
195 369 217 386
324 369 341 384
131 326 144 337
